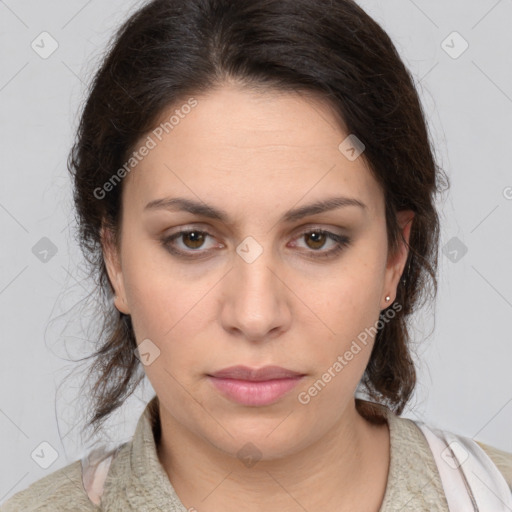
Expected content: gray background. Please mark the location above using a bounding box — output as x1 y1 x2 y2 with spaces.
1 0 511 504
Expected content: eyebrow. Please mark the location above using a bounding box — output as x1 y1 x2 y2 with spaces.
144 195 367 223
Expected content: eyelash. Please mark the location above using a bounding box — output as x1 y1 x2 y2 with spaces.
160 227 351 260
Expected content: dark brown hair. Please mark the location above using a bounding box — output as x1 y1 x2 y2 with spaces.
68 0 448 437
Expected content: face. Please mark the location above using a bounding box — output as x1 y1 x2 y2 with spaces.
103 83 412 460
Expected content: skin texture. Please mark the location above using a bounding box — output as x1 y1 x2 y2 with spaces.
103 82 414 511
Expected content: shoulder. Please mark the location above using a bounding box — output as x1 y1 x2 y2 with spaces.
0 460 98 512
394 412 512 492
384 411 512 512
477 441 512 490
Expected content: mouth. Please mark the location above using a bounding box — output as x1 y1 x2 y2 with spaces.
207 365 306 406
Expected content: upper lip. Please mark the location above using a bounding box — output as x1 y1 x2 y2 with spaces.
208 365 304 381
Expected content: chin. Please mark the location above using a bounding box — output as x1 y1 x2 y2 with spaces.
202 416 314 462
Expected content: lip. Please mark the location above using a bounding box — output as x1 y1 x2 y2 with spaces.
209 365 304 381
207 365 305 406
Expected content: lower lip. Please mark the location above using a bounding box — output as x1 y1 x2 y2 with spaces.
208 376 304 406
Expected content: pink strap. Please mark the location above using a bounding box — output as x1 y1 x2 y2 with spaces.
417 422 512 511
81 451 114 505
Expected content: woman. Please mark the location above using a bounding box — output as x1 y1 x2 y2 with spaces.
2 0 511 510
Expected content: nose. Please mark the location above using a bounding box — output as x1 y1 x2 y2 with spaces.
220 243 292 342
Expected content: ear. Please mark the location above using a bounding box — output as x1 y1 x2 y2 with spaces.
381 210 414 309
101 225 130 314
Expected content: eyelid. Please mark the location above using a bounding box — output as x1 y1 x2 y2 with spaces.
160 223 351 260
162 223 347 243
290 223 347 237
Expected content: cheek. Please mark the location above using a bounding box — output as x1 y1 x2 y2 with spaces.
306 241 387 377
120 235 188 330
125 270 207 348
120 244 215 372
297 280 383 412
319 244 386 325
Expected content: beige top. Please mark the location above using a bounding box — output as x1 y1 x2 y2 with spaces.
2 396 511 511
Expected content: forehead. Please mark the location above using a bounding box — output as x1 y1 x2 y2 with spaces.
123 83 384 220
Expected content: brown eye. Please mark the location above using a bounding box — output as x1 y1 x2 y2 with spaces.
161 228 220 259
161 227 350 261
304 231 328 250
291 229 351 259
181 231 206 249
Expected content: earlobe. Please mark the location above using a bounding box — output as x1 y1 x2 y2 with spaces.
100 225 130 314
382 210 414 308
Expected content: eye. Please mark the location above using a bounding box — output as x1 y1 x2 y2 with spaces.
290 229 351 258
161 229 220 257
160 226 351 260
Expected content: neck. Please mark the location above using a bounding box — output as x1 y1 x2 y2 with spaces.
156 400 390 512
